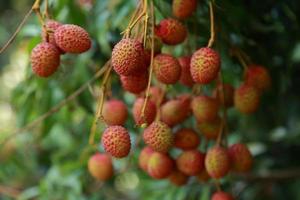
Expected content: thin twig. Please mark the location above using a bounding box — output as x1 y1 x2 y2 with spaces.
207 1 215 48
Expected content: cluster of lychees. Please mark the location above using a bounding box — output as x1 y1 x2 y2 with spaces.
30 20 91 77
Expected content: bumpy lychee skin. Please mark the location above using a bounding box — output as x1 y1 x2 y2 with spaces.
101 126 131 158
54 24 91 53
178 56 194 87
169 169 189 186
133 98 157 126
88 153 113 181
112 38 146 76
153 54 181 84
190 47 221 84
174 128 200 150
139 146 154 172
228 143 253 173
143 121 173 153
176 150 205 176
211 191 234 200
213 84 234 108
192 95 219 122
205 146 230 179
102 100 128 126
245 65 271 92
155 18 187 45
172 0 197 19
198 116 221 140
120 72 148 94
234 84 260 114
147 152 174 179
42 20 62 46
31 42 61 77
160 97 190 127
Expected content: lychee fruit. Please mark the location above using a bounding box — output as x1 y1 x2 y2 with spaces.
155 18 187 45
228 143 253 173
112 38 146 76
178 56 195 87
101 126 131 158
147 152 174 179
42 20 62 46
198 116 221 140
245 65 271 92
174 128 200 150
191 95 219 122
234 83 260 114
102 99 128 126
132 98 157 126
153 54 181 84
205 146 230 179
169 169 189 186
190 47 221 84
213 84 234 108
54 24 91 53
88 153 113 181
139 146 154 172
148 86 166 106
176 150 205 176
31 42 61 77
172 0 197 19
143 121 173 153
120 72 148 94
211 191 234 200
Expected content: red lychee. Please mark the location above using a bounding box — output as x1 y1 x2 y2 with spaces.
178 56 194 87
153 54 181 84
101 126 131 158
205 146 230 179
31 42 61 77
234 83 260 114
213 84 234 108
132 98 157 126
211 191 234 200
120 72 148 94
148 86 166 106
147 152 174 179
176 150 205 176
169 169 189 186
174 128 200 150
172 0 197 19
42 20 62 46
54 24 91 53
102 99 128 126
245 65 271 92
155 18 187 45
139 146 154 172
88 153 113 181
191 95 219 122
190 47 221 84
228 143 253 173
143 121 173 153
198 116 221 140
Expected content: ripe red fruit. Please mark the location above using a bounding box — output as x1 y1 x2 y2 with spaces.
101 126 131 158
139 146 154 172
148 86 165 106
174 128 200 150
42 20 62 46
234 83 260 114
198 116 221 140
245 65 271 92
31 42 61 77
211 191 234 200
160 97 190 127
54 24 91 53
147 152 174 179
143 121 173 153
169 169 189 186
120 72 148 94
205 146 230 179
112 38 146 76
132 98 157 126
176 150 205 176
153 54 181 84
102 99 128 126
172 0 197 19
192 95 219 122
88 153 113 181
228 143 253 172
155 18 187 45
213 84 234 108
178 56 194 87
190 47 221 84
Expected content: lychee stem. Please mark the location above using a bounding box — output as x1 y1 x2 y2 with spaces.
43 0 50 19
214 179 222 191
207 1 215 48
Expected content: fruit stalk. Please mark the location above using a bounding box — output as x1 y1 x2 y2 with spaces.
207 1 215 48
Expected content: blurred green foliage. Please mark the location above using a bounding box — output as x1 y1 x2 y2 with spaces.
0 0 300 200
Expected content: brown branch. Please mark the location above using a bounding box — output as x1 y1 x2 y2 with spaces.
207 1 215 48
0 65 108 148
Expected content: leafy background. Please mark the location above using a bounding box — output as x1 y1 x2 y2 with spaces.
0 0 300 199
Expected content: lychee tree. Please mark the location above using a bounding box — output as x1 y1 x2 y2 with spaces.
1 0 300 200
